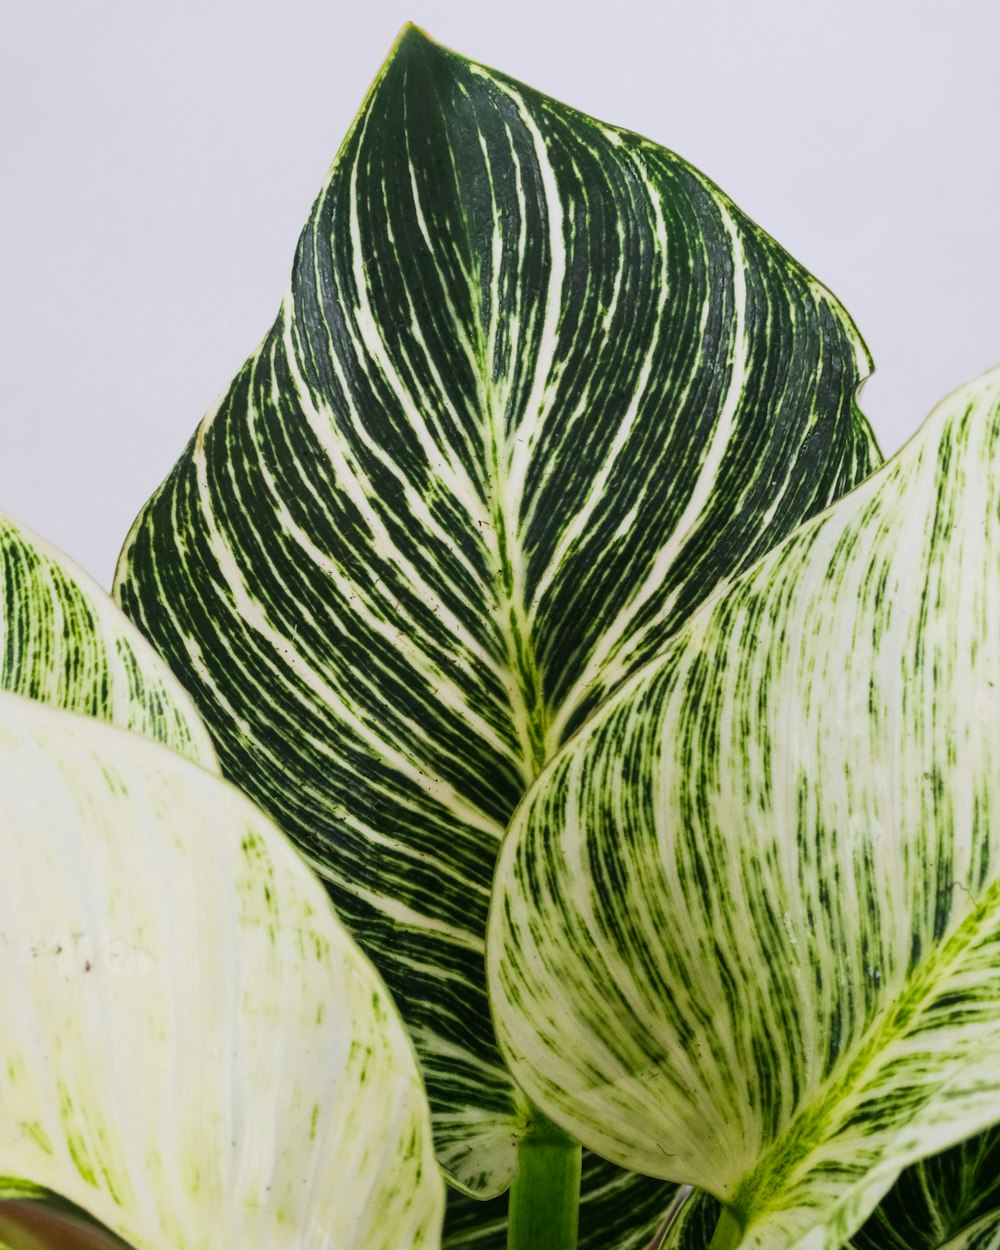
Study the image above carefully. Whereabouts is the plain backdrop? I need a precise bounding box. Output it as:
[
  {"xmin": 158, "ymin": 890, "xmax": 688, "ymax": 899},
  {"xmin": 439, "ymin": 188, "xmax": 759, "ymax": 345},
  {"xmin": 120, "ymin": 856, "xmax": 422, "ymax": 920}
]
[{"xmin": 2, "ymin": 0, "xmax": 998, "ymax": 587}]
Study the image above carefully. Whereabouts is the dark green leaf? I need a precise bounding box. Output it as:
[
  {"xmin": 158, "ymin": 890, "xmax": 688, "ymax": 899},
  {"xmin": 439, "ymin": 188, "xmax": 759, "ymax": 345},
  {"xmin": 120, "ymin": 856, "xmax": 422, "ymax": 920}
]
[{"xmin": 115, "ymin": 24, "xmax": 879, "ymax": 1200}]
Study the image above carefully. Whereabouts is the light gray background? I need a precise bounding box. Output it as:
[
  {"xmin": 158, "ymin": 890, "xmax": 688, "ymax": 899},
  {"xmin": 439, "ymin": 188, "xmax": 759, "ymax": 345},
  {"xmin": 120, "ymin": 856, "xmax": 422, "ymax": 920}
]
[{"xmin": 2, "ymin": 1, "xmax": 998, "ymax": 587}]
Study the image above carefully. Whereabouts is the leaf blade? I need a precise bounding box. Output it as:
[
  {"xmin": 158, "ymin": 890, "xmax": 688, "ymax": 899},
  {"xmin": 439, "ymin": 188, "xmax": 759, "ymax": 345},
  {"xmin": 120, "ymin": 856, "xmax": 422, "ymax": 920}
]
[
  {"xmin": 0, "ymin": 511, "xmax": 215, "ymax": 768},
  {"xmin": 489, "ymin": 365, "xmax": 1000, "ymax": 1248},
  {"xmin": 0, "ymin": 693, "xmax": 443, "ymax": 1250},
  {"xmin": 850, "ymin": 1127, "xmax": 1000, "ymax": 1250},
  {"xmin": 115, "ymin": 25, "xmax": 880, "ymax": 1196}
]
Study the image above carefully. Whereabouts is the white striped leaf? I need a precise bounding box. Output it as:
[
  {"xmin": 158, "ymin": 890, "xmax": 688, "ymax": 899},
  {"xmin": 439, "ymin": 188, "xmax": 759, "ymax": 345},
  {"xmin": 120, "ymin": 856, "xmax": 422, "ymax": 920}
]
[
  {"xmin": 935, "ymin": 1221, "xmax": 1000, "ymax": 1250},
  {"xmin": 0, "ymin": 513, "xmax": 442, "ymax": 1243},
  {"xmin": 488, "ymin": 365, "xmax": 1000, "ymax": 1250},
  {"xmin": 0, "ymin": 510, "xmax": 215, "ymax": 768},
  {"xmin": 0, "ymin": 691, "xmax": 443, "ymax": 1250},
  {"xmin": 849, "ymin": 1128, "xmax": 1000, "ymax": 1250},
  {"xmin": 0, "ymin": 512, "xmax": 210, "ymax": 1235},
  {"xmin": 113, "ymin": 24, "xmax": 880, "ymax": 1201},
  {"xmin": 658, "ymin": 1189, "xmax": 721, "ymax": 1250},
  {"xmin": 635, "ymin": 1141, "xmax": 1000, "ymax": 1250}
]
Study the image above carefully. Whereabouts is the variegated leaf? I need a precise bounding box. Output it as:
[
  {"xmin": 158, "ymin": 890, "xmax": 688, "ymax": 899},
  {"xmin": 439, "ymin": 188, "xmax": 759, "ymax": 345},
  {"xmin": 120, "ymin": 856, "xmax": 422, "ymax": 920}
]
[
  {"xmin": 0, "ymin": 692, "xmax": 443, "ymax": 1250},
  {"xmin": 114, "ymin": 23, "xmax": 879, "ymax": 1199},
  {"xmin": 0, "ymin": 510, "xmax": 214, "ymax": 768},
  {"xmin": 657, "ymin": 1188, "xmax": 719, "ymax": 1250},
  {"xmin": 850, "ymin": 1127, "xmax": 1000, "ymax": 1250},
  {"xmin": 936, "ymin": 1221, "xmax": 1000, "ymax": 1250},
  {"xmin": 489, "ymin": 365, "xmax": 1000, "ymax": 1250}
]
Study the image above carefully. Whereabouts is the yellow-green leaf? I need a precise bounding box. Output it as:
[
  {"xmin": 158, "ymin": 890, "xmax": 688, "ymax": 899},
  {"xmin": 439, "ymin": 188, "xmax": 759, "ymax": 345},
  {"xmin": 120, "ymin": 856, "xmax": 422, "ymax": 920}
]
[
  {"xmin": 0, "ymin": 693, "xmax": 443, "ymax": 1250},
  {"xmin": 490, "ymin": 366, "xmax": 1000, "ymax": 1249}
]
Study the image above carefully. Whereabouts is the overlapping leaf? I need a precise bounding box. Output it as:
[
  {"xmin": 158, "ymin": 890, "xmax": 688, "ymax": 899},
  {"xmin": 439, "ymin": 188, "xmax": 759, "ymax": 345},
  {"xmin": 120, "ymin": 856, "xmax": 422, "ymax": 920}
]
[
  {"xmin": 0, "ymin": 691, "xmax": 443, "ymax": 1250},
  {"xmin": 650, "ymin": 1125, "xmax": 1000, "ymax": 1250},
  {"xmin": 489, "ymin": 365, "xmax": 1000, "ymax": 1250},
  {"xmin": 658, "ymin": 1188, "xmax": 719, "ymax": 1250},
  {"xmin": 0, "ymin": 511, "xmax": 214, "ymax": 768},
  {"xmin": 114, "ymin": 24, "xmax": 879, "ymax": 1202},
  {"xmin": 850, "ymin": 1128, "xmax": 1000, "ymax": 1250}
]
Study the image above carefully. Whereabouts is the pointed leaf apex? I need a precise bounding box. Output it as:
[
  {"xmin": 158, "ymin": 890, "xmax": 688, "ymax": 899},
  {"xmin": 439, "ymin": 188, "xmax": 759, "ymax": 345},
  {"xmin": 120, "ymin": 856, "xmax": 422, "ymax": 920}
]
[
  {"xmin": 387, "ymin": 21, "xmax": 440, "ymax": 63},
  {"xmin": 397, "ymin": 21, "xmax": 435, "ymax": 45}
]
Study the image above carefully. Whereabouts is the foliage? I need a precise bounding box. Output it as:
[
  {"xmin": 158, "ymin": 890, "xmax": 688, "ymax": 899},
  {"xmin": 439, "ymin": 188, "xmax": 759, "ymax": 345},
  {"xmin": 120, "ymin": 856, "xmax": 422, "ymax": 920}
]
[{"xmin": 2, "ymin": 22, "xmax": 998, "ymax": 1250}]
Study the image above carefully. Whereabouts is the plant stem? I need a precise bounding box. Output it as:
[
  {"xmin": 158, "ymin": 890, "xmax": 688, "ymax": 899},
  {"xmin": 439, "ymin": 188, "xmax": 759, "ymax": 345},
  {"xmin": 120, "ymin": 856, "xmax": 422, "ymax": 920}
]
[
  {"xmin": 707, "ymin": 1207, "xmax": 743, "ymax": 1250},
  {"xmin": 506, "ymin": 1114, "xmax": 582, "ymax": 1250}
]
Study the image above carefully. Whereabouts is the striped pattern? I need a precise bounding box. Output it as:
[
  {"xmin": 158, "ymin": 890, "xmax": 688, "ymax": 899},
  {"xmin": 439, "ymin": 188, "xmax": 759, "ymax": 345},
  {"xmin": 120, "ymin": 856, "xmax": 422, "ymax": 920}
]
[
  {"xmin": 0, "ymin": 693, "xmax": 443, "ymax": 1250},
  {"xmin": 114, "ymin": 24, "xmax": 879, "ymax": 1199},
  {"xmin": 489, "ymin": 366, "xmax": 1000, "ymax": 1250},
  {"xmin": 938, "ymin": 1221, "xmax": 1000, "ymax": 1250},
  {"xmin": 442, "ymin": 1153, "xmax": 675, "ymax": 1249},
  {"xmin": 850, "ymin": 1128, "xmax": 1000, "ymax": 1250},
  {"xmin": 660, "ymin": 1190, "xmax": 722, "ymax": 1250},
  {"xmin": 0, "ymin": 511, "xmax": 215, "ymax": 769}
]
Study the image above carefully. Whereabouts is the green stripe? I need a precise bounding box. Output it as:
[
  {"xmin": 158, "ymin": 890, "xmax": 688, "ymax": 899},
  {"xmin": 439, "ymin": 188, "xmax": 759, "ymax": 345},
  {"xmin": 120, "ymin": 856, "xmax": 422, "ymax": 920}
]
[
  {"xmin": 0, "ymin": 511, "xmax": 214, "ymax": 768},
  {"xmin": 490, "ymin": 366, "xmax": 1000, "ymax": 1250},
  {"xmin": 851, "ymin": 1127, "xmax": 1000, "ymax": 1250},
  {"xmin": 0, "ymin": 693, "xmax": 442, "ymax": 1250},
  {"xmin": 115, "ymin": 23, "xmax": 879, "ymax": 1200}
]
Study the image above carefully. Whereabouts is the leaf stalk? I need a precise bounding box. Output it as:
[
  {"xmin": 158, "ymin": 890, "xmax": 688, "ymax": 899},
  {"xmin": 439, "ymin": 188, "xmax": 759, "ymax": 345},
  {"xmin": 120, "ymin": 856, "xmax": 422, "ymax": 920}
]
[
  {"xmin": 506, "ymin": 1114, "xmax": 582, "ymax": 1250},
  {"xmin": 707, "ymin": 1207, "xmax": 743, "ymax": 1250}
]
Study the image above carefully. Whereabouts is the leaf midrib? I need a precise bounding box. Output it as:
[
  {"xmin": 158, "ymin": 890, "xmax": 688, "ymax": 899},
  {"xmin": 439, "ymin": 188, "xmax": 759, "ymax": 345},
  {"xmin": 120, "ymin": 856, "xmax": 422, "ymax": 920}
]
[
  {"xmin": 732, "ymin": 872, "xmax": 1000, "ymax": 1233},
  {"xmin": 439, "ymin": 57, "xmax": 552, "ymax": 789},
  {"xmin": 482, "ymin": 367, "xmax": 548, "ymax": 784}
]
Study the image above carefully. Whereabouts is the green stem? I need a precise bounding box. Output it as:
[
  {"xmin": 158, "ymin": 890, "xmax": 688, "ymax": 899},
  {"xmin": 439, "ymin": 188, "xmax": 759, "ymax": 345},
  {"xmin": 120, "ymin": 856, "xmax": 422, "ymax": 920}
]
[
  {"xmin": 707, "ymin": 1207, "xmax": 743, "ymax": 1250},
  {"xmin": 507, "ymin": 1114, "xmax": 582, "ymax": 1250}
]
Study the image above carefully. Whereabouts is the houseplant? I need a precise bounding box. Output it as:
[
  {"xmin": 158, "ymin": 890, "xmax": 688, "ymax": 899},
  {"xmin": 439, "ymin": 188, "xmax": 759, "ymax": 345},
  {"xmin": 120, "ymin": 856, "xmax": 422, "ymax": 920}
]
[{"xmin": 2, "ymin": 22, "xmax": 999, "ymax": 1250}]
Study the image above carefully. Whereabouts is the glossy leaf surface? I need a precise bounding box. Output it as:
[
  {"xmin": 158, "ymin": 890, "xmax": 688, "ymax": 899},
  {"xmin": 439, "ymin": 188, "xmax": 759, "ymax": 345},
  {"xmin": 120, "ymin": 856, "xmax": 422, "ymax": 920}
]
[
  {"xmin": 115, "ymin": 25, "xmax": 879, "ymax": 1197},
  {"xmin": 490, "ymin": 366, "xmax": 1000, "ymax": 1249},
  {"xmin": 0, "ymin": 693, "xmax": 443, "ymax": 1250}
]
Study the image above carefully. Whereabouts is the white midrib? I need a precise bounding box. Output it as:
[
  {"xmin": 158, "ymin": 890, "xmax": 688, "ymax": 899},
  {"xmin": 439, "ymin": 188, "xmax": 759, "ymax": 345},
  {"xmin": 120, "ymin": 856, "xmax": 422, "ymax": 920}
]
[
  {"xmin": 465, "ymin": 68, "xmax": 568, "ymax": 789},
  {"xmin": 735, "ymin": 872, "xmax": 1000, "ymax": 1237}
]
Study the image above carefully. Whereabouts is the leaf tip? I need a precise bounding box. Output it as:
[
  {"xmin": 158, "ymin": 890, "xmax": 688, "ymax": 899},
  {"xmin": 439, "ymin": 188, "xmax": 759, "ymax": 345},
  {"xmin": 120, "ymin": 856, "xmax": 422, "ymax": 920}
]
[{"xmin": 391, "ymin": 21, "xmax": 437, "ymax": 55}]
